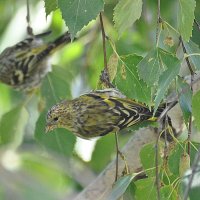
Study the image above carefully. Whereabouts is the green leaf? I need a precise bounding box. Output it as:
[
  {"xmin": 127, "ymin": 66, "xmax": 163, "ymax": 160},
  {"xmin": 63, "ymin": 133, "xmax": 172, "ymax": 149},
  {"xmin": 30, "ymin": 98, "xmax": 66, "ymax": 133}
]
[
  {"xmin": 58, "ymin": 0, "xmax": 104, "ymax": 38},
  {"xmin": 36, "ymin": 66, "xmax": 76, "ymax": 156},
  {"xmin": 184, "ymin": 40, "xmax": 200, "ymax": 70},
  {"xmin": 192, "ymin": 91, "xmax": 200, "ymax": 131},
  {"xmin": 168, "ymin": 142, "xmax": 200, "ymax": 176},
  {"xmin": 0, "ymin": 84, "xmax": 11, "ymax": 118},
  {"xmin": 108, "ymin": 174, "xmax": 136, "ymax": 200},
  {"xmin": 140, "ymin": 143, "xmax": 162, "ymax": 177},
  {"xmin": 115, "ymin": 54, "xmax": 151, "ymax": 105},
  {"xmin": 90, "ymin": 134, "xmax": 115, "ymax": 172},
  {"xmin": 137, "ymin": 48, "xmax": 167, "ymax": 87},
  {"xmin": 154, "ymin": 54, "xmax": 181, "ymax": 112},
  {"xmin": 21, "ymin": 153, "xmax": 71, "ymax": 190},
  {"xmin": 44, "ymin": 0, "xmax": 58, "ymax": 16},
  {"xmin": 134, "ymin": 178, "xmax": 157, "ymax": 199},
  {"xmin": 122, "ymin": 181, "xmax": 136, "ymax": 200},
  {"xmin": 0, "ymin": 105, "xmax": 28, "ymax": 147},
  {"xmin": 113, "ymin": 0, "xmax": 142, "ymax": 37},
  {"xmin": 41, "ymin": 66, "xmax": 72, "ymax": 108},
  {"xmin": 177, "ymin": 77, "xmax": 192, "ymax": 125},
  {"xmin": 168, "ymin": 143, "xmax": 184, "ymax": 176},
  {"xmin": 35, "ymin": 111, "xmax": 76, "ymax": 156},
  {"xmin": 178, "ymin": 0, "xmax": 196, "ymax": 41},
  {"xmin": 160, "ymin": 185, "xmax": 178, "ymax": 200}
]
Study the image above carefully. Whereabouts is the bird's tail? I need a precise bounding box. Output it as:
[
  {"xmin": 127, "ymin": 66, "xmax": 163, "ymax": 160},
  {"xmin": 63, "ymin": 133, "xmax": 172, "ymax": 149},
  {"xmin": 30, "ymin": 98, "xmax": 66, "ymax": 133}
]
[
  {"xmin": 146, "ymin": 101, "xmax": 178, "ymax": 123},
  {"xmin": 153, "ymin": 104, "xmax": 166, "ymax": 118},
  {"xmin": 36, "ymin": 32, "xmax": 72, "ymax": 61}
]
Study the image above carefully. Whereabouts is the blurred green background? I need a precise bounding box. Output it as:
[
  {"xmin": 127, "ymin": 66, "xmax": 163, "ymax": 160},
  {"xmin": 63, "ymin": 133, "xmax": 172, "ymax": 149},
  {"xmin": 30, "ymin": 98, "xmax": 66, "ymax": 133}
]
[{"xmin": 0, "ymin": 0, "xmax": 200, "ymax": 199}]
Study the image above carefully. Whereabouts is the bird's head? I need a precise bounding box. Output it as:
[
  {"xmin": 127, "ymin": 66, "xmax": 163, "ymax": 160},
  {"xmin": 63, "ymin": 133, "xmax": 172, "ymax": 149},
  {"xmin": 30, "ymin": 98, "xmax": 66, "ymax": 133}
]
[{"xmin": 45, "ymin": 100, "xmax": 73, "ymax": 133}]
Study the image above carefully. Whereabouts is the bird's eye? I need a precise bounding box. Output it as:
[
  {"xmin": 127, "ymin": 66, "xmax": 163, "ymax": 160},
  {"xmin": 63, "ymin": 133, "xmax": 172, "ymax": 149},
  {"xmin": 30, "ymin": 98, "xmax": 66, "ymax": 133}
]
[{"xmin": 53, "ymin": 117, "xmax": 59, "ymax": 121}]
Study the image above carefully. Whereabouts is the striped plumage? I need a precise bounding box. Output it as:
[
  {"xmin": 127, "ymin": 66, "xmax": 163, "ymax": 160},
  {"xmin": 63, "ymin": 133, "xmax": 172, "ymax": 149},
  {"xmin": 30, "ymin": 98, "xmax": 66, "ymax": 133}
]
[
  {"xmin": 0, "ymin": 31, "xmax": 71, "ymax": 91},
  {"xmin": 46, "ymin": 89, "xmax": 166, "ymax": 139}
]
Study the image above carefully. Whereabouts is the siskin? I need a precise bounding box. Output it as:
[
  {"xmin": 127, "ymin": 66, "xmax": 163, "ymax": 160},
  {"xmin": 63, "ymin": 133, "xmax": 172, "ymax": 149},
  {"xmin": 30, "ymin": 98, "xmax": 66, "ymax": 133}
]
[
  {"xmin": 46, "ymin": 89, "xmax": 168, "ymax": 139},
  {"xmin": 0, "ymin": 31, "xmax": 71, "ymax": 91}
]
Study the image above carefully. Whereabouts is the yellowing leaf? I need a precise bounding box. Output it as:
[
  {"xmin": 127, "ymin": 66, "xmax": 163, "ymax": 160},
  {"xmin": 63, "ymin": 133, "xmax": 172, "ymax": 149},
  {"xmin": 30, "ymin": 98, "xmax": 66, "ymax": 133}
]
[
  {"xmin": 179, "ymin": 152, "xmax": 190, "ymax": 177},
  {"xmin": 121, "ymin": 63, "xmax": 126, "ymax": 80}
]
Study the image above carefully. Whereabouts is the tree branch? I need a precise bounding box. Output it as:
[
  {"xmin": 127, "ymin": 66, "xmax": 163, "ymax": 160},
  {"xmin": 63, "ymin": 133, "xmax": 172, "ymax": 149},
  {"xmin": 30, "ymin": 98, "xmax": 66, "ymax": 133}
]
[
  {"xmin": 180, "ymin": 37, "xmax": 194, "ymax": 156},
  {"xmin": 99, "ymin": 13, "xmax": 114, "ymax": 88}
]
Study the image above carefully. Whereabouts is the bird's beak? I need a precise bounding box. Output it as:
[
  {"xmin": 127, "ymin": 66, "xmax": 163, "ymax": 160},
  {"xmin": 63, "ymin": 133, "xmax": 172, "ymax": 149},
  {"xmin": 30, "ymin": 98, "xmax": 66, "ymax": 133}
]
[{"xmin": 45, "ymin": 124, "xmax": 54, "ymax": 133}]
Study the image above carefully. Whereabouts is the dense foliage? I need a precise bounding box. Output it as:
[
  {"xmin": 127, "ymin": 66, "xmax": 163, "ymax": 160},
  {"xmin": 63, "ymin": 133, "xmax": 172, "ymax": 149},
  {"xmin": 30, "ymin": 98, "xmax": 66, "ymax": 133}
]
[{"xmin": 0, "ymin": 0, "xmax": 200, "ymax": 199}]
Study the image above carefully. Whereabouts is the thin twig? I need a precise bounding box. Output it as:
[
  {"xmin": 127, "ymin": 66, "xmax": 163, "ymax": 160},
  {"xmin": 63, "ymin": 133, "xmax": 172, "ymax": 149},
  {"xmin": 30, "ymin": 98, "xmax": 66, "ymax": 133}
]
[
  {"xmin": 194, "ymin": 19, "xmax": 200, "ymax": 32},
  {"xmin": 183, "ymin": 149, "xmax": 200, "ymax": 200},
  {"xmin": 163, "ymin": 114, "xmax": 168, "ymax": 159},
  {"xmin": 156, "ymin": 0, "xmax": 162, "ymax": 46},
  {"xmin": 155, "ymin": 131, "xmax": 161, "ymax": 200},
  {"xmin": 26, "ymin": 0, "xmax": 33, "ymax": 35},
  {"xmin": 180, "ymin": 37, "xmax": 194, "ymax": 156},
  {"xmin": 115, "ymin": 132, "xmax": 119, "ymax": 182}
]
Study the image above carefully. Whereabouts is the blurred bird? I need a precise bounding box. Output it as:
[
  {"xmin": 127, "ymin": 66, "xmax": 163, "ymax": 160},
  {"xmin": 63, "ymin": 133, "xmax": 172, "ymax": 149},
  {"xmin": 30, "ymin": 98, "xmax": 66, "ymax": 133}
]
[
  {"xmin": 46, "ymin": 89, "xmax": 169, "ymax": 139},
  {"xmin": 0, "ymin": 31, "xmax": 71, "ymax": 91}
]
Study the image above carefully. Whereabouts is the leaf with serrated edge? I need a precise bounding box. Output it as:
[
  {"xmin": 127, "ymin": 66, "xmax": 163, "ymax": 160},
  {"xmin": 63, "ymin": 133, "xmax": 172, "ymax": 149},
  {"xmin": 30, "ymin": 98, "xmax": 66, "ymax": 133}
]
[
  {"xmin": 44, "ymin": 0, "xmax": 58, "ymax": 16},
  {"xmin": 115, "ymin": 54, "xmax": 151, "ymax": 105},
  {"xmin": 113, "ymin": 0, "xmax": 142, "ymax": 37},
  {"xmin": 154, "ymin": 55, "xmax": 181, "ymax": 113},
  {"xmin": 178, "ymin": 0, "xmax": 196, "ymax": 41},
  {"xmin": 58, "ymin": 0, "xmax": 104, "ymax": 38},
  {"xmin": 137, "ymin": 48, "xmax": 167, "ymax": 87}
]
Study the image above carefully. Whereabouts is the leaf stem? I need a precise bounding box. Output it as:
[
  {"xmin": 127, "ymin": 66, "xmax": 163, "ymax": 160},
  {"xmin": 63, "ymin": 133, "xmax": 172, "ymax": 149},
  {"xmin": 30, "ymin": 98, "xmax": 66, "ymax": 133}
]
[
  {"xmin": 26, "ymin": 0, "xmax": 33, "ymax": 36},
  {"xmin": 156, "ymin": 0, "xmax": 162, "ymax": 46}
]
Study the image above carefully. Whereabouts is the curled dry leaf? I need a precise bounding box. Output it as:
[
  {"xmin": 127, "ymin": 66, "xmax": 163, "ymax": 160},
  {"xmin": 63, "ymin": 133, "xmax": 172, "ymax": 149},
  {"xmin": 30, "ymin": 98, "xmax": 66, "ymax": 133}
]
[{"xmin": 107, "ymin": 53, "xmax": 119, "ymax": 82}]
